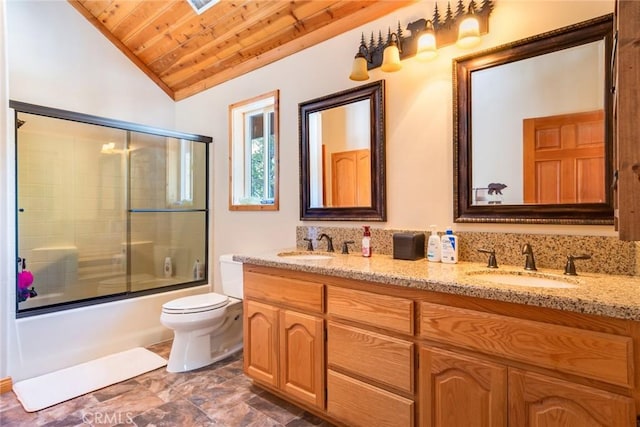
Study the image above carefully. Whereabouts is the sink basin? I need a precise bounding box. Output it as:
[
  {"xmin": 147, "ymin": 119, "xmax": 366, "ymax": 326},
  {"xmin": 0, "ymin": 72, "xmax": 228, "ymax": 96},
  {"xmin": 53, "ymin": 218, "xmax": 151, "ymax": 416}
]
[
  {"xmin": 467, "ymin": 271, "xmax": 578, "ymax": 289},
  {"xmin": 277, "ymin": 251, "xmax": 334, "ymax": 261}
]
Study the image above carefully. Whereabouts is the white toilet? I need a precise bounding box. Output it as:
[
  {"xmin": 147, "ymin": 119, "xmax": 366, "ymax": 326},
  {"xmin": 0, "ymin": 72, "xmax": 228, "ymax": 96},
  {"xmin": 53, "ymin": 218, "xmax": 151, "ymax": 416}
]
[{"xmin": 160, "ymin": 254, "xmax": 243, "ymax": 373}]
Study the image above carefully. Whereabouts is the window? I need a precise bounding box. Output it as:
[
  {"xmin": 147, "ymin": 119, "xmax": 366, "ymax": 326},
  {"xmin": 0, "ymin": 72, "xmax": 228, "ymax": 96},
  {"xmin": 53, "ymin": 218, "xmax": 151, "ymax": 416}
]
[{"xmin": 229, "ymin": 90, "xmax": 279, "ymax": 210}]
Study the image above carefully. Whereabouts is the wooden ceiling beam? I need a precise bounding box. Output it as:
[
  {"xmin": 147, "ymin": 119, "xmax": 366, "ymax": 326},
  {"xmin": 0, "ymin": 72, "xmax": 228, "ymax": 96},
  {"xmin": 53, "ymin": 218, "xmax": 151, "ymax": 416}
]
[
  {"xmin": 68, "ymin": 0, "xmax": 417, "ymax": 100},
  {"xmin": 173, "ymin": 0, "xmax": 415, "ymax": 100},
  {"xmin": 157, "ymin": 1, "xmax": 332, "ymax": 84},
  {"xmin": 167, "ymin": 1, "xmax": 397, "ymax": 89}
]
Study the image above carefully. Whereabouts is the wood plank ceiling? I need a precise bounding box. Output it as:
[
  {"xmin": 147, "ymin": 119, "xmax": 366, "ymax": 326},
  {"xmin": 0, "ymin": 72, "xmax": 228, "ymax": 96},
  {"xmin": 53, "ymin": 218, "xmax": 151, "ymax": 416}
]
[{"xmin": 68, "ymin": 0, "xmax": 415, "ymax": 101}]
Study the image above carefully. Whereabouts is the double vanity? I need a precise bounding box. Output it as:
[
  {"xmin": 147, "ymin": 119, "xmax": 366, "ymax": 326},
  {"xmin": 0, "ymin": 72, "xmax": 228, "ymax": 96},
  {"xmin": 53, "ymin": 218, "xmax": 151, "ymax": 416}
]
[{"xmin": 236, "ymin": 250, "xmax": 640, "ymax": 427}]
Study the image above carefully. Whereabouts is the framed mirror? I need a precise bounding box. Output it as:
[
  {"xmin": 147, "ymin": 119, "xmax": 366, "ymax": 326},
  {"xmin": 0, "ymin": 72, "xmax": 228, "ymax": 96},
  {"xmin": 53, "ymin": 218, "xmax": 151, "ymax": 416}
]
[
  {"xmin": 229, "ymin": 90, "xmax": 279, "ymax": 211},
  {"xmin": 454, "ymin": 15, "xmax": 614, "ymax": 224},
  {"xmin": 299, "ymin": 80, "xmax": 386, "ymax": 221}
]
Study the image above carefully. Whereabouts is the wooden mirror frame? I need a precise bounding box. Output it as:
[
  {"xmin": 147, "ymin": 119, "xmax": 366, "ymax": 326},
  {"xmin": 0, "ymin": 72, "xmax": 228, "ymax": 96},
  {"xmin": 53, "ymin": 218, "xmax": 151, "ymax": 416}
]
[
  {"xmin": 453, "ymin": 15, "xmax": 614, "ymax": 224},
  {"xmin": 299, "ymin": 80, "xmax": 386, "ymax": 221}
]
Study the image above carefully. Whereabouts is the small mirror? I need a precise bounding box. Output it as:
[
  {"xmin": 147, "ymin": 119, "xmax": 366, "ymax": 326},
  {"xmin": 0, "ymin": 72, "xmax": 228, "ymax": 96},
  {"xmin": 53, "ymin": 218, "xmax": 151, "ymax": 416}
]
[
  {"xmin": 229, "ymin": 90, "xmax": 279, "ymax": 211},
  {"xmin": 300, "ymin": 81, "xmax": 386, "ymax": 221},
  {"xmin": 454, "ymin": 15, "xmax": 614, "ymax": 224}
]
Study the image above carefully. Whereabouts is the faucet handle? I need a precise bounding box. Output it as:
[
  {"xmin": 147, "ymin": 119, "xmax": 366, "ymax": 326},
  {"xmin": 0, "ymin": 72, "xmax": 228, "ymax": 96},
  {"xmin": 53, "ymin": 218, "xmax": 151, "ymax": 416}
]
[
  {"xmin": 564, "ymin": 253, "xmax": 592, "ymax": 276},
  {"xmin": 303, "ymin": 238, "xmax": 314, "ymax": 251},
  {"xmin": 522, "ymin": 243, "xmax": 537, "ymax": 271},
  {"xmin": 477, "ymin": 248, "xmax": 498, "ymax": 268},
  {"xmin": 341, "ymin": 240, "xmax": 355, "ymax": 254}
]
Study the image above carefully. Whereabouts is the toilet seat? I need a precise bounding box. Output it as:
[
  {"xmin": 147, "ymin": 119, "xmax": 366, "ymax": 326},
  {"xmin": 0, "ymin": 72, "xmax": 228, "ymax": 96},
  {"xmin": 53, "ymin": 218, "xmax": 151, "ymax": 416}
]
[{"xmin": 162, "ymin": 293, "xmax": 229, "ymax": 314}]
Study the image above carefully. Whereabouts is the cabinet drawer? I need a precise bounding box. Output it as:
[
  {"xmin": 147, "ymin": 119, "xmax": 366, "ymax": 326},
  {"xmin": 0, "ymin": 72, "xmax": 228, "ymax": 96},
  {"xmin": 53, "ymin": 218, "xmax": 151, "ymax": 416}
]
[
  {"xmin": 327, "ymin": 322, "xmax": 413, "ymax": 393},
  {"xmin": 327, "ymin": 369, "xmax": 414, "ymax": 427},
  {"xmin": 327, "ymin": 286, "xmax": 414, "ymax": 335},
  {"xmin": 244, "ymin": 270, "xmax": 323, "ymax": 314},
  {"xmin": 420, "ymin": 302, "xmax": 633, "ymax": 387}
]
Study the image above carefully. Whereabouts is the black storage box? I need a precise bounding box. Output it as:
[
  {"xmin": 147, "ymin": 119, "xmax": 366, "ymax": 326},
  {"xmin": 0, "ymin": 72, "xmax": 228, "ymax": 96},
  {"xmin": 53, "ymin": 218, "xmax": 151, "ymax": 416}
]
[{"xmin": 393, "ymin": 233, "xmax": 425, "ymax": 260}]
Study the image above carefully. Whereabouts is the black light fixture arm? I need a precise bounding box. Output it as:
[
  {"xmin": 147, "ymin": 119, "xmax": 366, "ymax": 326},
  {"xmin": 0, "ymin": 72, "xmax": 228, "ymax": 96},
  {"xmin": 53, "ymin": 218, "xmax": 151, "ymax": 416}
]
[{"xmin": 354, "ymin": 0, "xmax": 494, "ymax": 71}]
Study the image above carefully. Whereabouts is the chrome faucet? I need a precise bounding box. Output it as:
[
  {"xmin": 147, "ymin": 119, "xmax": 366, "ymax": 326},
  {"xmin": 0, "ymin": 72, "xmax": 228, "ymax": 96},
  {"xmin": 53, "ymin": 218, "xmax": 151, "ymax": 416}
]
[
  {"xmin": 522, "ymin": 243, "xmax": 537, "ymax": 271},
  {"xmin": 317, "ymin": 234, "xmax": 334, "ymax": 252}
]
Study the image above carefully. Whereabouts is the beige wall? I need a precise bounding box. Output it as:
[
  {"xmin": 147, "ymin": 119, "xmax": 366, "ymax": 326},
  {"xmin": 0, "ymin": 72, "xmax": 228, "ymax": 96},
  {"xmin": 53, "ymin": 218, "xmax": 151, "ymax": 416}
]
[{"xmin": 175, "ymin": 0, "xmax": 615, "ymax": 290}]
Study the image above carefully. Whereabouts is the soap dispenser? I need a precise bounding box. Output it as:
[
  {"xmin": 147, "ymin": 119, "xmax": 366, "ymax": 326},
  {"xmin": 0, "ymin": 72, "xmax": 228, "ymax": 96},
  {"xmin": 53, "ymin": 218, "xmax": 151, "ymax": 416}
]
[
  {"xmin": 362, "ymin": 225, "xmax": 372, "ymax": 257},
  {"xmin": 427, "ymin": 225, "xmax": 441, "ymax": 262}
]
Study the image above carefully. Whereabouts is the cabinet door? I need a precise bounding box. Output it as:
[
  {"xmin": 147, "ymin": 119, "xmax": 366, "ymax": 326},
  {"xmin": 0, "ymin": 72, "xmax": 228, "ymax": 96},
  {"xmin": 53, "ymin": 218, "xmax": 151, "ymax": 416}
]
[
  {"xmin": 244, "ymin": 300, "xmax": 279, "ymax": 387},
  {"xmin": 616, "ymin": 0, "xmax": 640, "ymax": 240},
  {"xmin": 509, "ymin": 368, "xmax": 635, "ymax": 427},
  {"xmin": 420, "ymin": 347, "xmax": 507, "ymax": 427},
  {"xmin": 279, "ymin": 309, "xmax": 325, "ymax": 409}
]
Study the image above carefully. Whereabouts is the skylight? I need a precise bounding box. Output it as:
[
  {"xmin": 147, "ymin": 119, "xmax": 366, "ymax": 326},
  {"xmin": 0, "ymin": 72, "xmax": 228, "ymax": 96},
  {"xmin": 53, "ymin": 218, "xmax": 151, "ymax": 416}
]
[{"xmin": 186, "ymin": 0, "xmax": 220, "ymax": 15}]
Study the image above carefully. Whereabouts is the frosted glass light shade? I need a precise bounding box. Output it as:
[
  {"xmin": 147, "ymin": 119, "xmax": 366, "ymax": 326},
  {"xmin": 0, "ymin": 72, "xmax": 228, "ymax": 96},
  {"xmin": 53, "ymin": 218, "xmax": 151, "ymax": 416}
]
[
  {"xmin": 416, "ymin": 32, "xmax": 437, "ymax": 61},
  {"xmin": 349, "ymin": 55, "xmax": 370, "ymax": 81},
  {"xmin": 381, "ymin": 44, "xmax": 401, "ymax": 72},
  {"xmin": 457, "ymin": 15, "xmax": 481, "ymax": 48}
]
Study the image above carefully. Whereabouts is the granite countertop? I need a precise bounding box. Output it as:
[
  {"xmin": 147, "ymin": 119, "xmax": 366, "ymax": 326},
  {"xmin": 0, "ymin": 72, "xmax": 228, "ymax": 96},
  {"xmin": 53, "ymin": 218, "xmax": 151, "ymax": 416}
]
[{"xmin": 234, "ymin": 249, "xmax": 640, "ymax": 321}]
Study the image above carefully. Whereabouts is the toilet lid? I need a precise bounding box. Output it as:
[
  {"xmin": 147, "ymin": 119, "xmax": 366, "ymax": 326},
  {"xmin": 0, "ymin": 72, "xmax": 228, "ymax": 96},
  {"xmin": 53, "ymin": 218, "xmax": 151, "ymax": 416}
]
[{"xmin": 162, "ymin": 293, "xmax": 229, "ymax": 313}]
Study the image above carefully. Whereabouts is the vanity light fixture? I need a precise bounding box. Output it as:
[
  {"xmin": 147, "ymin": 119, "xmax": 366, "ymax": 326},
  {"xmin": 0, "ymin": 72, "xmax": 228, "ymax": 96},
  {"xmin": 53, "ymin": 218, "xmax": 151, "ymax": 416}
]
[
  {"xmin": 416, "ymin": 20, "xmax": 438, "ymax": 61},
  {"xmin": 457, "ymin": 2, "xmax": 482, "ymax": 48},
  {"xmin": 349, "ymin": 0, "xmax": 493, "ymax": 81},
  {"xmin": 381, "ymin": 32, "xmax": 402, "ymax": 72}
]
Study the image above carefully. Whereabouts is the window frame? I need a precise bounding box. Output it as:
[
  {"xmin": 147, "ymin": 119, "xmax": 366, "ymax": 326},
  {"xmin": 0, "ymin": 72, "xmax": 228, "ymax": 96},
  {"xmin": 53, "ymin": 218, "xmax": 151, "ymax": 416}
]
[{"xmin": 229, "ymin": 90, "xmax": 280, "ymax": 211}]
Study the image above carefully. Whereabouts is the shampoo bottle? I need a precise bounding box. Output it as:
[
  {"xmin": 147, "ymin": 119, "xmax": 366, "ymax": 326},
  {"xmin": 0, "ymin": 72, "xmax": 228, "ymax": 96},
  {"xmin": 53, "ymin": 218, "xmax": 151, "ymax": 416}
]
[
  {"xmin": 426, "ymin": 225, "xmax": 441, "ymax": 262},
  {"xmin": 164, "ymin": 256, "xmax": 173, "ymax": 277},
  {"xmin": 193, "ymin": 259, "xmax": 203, "ymax": 280},
  {"xmin": 362, "ymin": 225, "xmax": 372, "ymax": 257},
  {"xmin": 441, "ymin": 227, "xmax": 459, "ymax": 264}
]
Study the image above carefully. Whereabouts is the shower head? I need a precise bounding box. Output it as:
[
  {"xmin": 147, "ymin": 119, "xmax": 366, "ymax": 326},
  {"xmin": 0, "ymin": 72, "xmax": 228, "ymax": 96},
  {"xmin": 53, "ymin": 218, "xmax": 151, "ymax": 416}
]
[{"xmin": 17, "ymin": 119, "xmax": 25, "ymax": 129}]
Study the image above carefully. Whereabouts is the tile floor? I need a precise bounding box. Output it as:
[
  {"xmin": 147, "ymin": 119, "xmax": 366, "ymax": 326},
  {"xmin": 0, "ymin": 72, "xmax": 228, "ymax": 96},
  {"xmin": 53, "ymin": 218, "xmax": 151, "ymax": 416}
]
[{"xmin": 0, "ymin": 341, "xmax": 335, "ymax": 426}]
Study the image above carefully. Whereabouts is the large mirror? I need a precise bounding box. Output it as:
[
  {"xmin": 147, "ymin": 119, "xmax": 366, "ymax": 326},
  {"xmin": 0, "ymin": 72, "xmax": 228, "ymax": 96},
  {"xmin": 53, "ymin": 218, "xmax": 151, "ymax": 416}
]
[
  {"xmin": 300, "ymin": 80, "xmax": 386, "ymax": 221},
  {"xmin": 454, "ymin": 15, "xmax": 614, "ymax": 224}
]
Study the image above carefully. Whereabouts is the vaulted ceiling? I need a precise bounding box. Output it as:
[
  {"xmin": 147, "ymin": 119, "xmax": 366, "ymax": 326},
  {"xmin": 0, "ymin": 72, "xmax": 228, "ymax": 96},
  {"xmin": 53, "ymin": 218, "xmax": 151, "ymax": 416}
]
[{"xmin": 68, "ymin": 0, "xmax": 415, "ymax": 101}]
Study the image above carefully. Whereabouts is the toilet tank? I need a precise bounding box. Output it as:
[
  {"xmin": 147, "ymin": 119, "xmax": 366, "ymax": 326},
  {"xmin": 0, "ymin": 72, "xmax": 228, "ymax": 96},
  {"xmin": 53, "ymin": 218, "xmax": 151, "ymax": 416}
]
[{"xmin": 219, "ymin": 254, "xmax": 243, "ymax": 299}]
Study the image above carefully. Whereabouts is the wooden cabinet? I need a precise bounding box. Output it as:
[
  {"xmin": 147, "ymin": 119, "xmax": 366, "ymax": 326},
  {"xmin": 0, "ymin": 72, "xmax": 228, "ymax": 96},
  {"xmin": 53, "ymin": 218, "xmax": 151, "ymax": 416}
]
[
  {"xmin": 615, "ymin": 0, "xmax": 640, "ymax": 240},
  {"xmin": 245, "ymin": 300, "xmax": 279, "ymax": 387},
  {"xmin": 327, "ymin": 369, "xmax": 413, "ymax": 427},
  {"xmin": 509, "ymin": 368, "xmax": 635, "ymax": 427},
  {"xmin": 243, "ymin": 267, "xmax": 325, "ymax": 410},
  {"xmin": 419, "ymin": 302, "xmax": 636, "ymax": 427},
  {"xmin": 419, "ymin": 347, "xmax": 507, "ymax": 427},
  {"xmin": 243, "ymin": 265, "xmax": 639, "ymax": 426},
  {"xmin": 279, "ymin": 309, "xmax": 324, "ymax": 407},
  {"xmin": 326, "ymin": 286, "xmax": 415, "ymax": 426},
  {"xmin": 420, "ymin": 345, "xmax": 636, "ymax": 427}
]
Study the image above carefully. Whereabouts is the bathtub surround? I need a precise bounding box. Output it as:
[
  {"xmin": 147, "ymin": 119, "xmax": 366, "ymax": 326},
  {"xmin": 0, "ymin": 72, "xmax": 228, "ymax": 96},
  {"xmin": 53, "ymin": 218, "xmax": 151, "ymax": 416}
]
[
  {"xmin": 13, "ymin": 104, "xmax": 210, "ymax": 315},
  {"xmin": 297, "ymin": 226, "xmax": 639, "ymax": 276}
]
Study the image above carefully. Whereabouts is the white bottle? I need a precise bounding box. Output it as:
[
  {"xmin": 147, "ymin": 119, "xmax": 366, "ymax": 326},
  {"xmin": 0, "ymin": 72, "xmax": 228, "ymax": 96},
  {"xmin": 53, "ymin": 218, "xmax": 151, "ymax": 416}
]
[
  {"xmin": 193, "ymin": 259, "xmax": 204, "ymax": 280},
  {"xmin": 164, "ymin": 256, "xmax": 173, "ymax": 277},
  {"xmin": 426, "ymin": 225, "xmax": 441, "ymax": 262},
  {"xmin": 441, "ymin": 227, "xmax": 459, "ymax": 264}
]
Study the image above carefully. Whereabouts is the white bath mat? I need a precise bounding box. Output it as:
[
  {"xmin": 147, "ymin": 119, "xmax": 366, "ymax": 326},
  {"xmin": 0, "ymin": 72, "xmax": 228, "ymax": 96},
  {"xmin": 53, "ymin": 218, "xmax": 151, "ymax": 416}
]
[{"xmin": 13, "ymin": 347, "xmax": 167, "ymax": 412}]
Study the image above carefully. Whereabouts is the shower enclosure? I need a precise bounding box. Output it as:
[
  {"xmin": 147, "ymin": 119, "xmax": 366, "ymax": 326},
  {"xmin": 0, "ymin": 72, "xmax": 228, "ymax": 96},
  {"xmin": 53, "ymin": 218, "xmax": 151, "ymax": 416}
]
[{"xmin": 11, "ymin": 101, "xmax": 211, "ymax": 316}]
